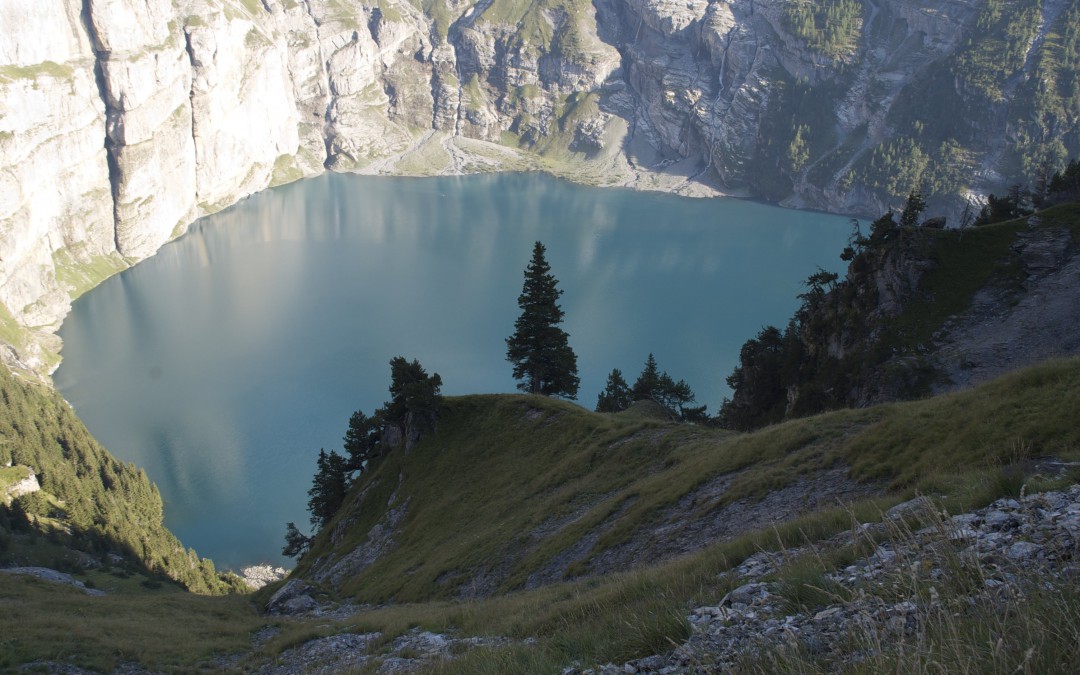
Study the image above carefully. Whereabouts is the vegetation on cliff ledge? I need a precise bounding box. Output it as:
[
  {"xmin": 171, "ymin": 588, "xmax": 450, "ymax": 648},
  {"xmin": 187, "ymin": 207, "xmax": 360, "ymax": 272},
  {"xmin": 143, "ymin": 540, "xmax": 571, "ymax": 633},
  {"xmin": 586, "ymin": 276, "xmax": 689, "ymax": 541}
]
[{"xmin": 718, "ymin": 194, "xmax": 1080, "ymax": 430}]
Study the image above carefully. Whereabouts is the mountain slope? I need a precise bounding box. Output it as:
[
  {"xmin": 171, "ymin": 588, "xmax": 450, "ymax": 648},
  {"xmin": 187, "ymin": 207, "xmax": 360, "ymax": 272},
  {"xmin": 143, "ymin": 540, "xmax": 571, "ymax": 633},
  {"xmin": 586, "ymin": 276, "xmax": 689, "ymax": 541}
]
[
  {"xmin": 0, "ymin": 364, "xmax": 243, "ymax": 594},
  {"xmin": 719, "ymin": 200, "xmax": 1080, "ymax": 429},
  {"xmin": 291, "ymin": 356, "xmax": 1080, "ymax": 604},
  {"xmin": 1, "ymin": 358, "xmax": 1077, "ymax": 672}
]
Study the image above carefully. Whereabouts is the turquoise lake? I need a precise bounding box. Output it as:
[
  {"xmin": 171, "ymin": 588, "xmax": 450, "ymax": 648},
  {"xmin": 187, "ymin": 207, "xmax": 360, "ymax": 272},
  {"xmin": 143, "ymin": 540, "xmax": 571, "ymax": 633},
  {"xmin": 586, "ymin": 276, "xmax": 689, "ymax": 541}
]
[{"xmin": 53, "ymin": 173, "xmax": 853, "ymax": 570}]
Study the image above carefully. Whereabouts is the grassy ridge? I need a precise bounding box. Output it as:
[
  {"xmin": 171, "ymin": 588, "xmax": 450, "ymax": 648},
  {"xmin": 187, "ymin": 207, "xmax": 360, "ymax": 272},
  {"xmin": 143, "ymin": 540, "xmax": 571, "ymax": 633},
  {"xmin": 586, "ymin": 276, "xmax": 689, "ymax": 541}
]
[{"xmin": 298, "ymin": 357, "xmax": 1080, "ymax": 604}]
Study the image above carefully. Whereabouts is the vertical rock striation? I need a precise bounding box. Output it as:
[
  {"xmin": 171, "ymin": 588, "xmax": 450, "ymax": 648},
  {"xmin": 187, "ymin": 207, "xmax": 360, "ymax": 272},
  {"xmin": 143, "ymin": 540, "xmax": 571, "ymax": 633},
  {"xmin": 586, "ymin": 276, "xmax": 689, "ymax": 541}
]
[
  {"xmin": 86, "ymin": 0, "xmax": 198, "ymax": 258},
  {"xmin": 0, "ymin": 2, "xmax": 114, "ymax": 333},
  {"xmin": 0, "ymin": 0, "xmax": 1076, "ymax": 375}
]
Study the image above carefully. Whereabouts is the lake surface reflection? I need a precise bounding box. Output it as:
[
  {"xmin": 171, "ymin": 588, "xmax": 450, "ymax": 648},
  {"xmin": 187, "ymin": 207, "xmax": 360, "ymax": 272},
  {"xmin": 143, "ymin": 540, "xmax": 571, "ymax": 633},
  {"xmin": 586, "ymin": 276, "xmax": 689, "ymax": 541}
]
[{"xmin": 54, "ymin": 173, "xmax": 852, "ymax": 569}]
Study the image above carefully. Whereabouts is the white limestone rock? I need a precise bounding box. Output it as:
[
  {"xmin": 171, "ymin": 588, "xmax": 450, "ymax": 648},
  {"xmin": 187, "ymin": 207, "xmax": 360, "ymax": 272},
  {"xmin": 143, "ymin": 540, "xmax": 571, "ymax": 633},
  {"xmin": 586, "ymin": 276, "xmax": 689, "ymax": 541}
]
[
  {"xmin": 2, "ymin": 466, "xmax": 41, "ymax": 505},
  {"xmin": 271, "ymin": 1, "xmax": 332, "ymax": 175},
  {"xmin": 0, "ymin": 2, "xmax": 113, "ymax": 328},
  {"xmin": 185, "ymin": 8, "xmax": 301, "ymax": 210},
  {"xmin": 84, "ymin": 0, "xmax": 174, "ymax": 53},
  {"xmin": 0, "ymin": 1, "xmax": 90, "ymax": 65},
  {"xmin": 91, "ymin": 3, "xmax": 198, "ymax": 258},
  {"xmin": 240, "ymin": 564, "xmax": 289, "ymax": 590},
  {"xmin": 627, "ymin": 0, "xmax": 710, "ymax": 36}
]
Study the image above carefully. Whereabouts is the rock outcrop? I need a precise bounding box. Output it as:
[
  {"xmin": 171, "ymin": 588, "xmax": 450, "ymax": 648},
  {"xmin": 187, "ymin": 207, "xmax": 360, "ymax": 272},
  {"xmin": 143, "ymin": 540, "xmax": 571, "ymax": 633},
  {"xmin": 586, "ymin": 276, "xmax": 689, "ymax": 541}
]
[
  {"xmin": 2, "ymin": 0, "xmax": 1076, "ymax": 374},
  {"xmin": 0, "ymin": 566, "xmax": 107, "ymax": 596},
  {"xmin": 240, "ymin": 564, "xmax": 289, "ymax": 590},
  {"xmin": 573, "ymin": 482, "xmax": 1080, "ymax": 673},
  {"xmin": 930, "ymin": 224, "xmax": 1080, "ymax": 394},
  {"xmin": 252, "ymin": 627, "xmax": 511, "ymax": 673},
  {"xmin": 1, "ymin": 465, "xmax": 40, "ymax": 505}
]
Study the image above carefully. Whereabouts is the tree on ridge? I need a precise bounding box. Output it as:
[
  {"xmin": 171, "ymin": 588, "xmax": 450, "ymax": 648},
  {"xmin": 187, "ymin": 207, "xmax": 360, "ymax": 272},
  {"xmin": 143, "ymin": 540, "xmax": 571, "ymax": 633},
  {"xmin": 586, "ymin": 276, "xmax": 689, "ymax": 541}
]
[
  {"xmin": 385, "ymin": 356, "xmax": 443, "ymax": 436},
  {"xmin": 505, "ymin": 241, "xmax": 580, "ymax": 399},
  {"xmin": 631, "ymin": 353, "xmax": 707, "ymax": 422},
  {"xmin": 307, "ymin": 448, "xmax": 349, "ymax": 531},
  {"xmin": 596, "ymin": 368, "xmax": 632, "ymax": 413}
]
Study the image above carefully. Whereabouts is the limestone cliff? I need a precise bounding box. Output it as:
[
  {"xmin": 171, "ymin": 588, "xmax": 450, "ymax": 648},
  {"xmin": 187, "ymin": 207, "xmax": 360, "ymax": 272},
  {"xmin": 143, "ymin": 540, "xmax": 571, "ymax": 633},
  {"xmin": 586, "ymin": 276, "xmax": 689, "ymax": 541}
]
[{"xmin": 1, "ymin": 0, "xmax": 1076, "ymax": 374}]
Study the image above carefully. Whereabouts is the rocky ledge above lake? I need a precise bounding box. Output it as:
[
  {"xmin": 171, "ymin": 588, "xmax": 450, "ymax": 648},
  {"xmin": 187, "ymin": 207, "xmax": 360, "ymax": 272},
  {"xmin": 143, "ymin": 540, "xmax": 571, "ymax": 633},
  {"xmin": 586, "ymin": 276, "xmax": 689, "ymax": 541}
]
[{"xmin": 597, "ymin": 482, "xmax": 1080, "ymax": 673}]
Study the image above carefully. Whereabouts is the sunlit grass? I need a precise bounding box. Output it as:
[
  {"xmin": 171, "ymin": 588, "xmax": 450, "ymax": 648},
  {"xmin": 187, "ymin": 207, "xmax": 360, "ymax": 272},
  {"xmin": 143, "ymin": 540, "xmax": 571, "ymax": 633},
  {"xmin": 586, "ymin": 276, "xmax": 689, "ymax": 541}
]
[
  {"xmin": 0, "ymin": 574, "xmax": 263, "ymax": 672},
  {"xmin": 296, "ymin": 357, "xmax": 1080, "ymax": 606}
]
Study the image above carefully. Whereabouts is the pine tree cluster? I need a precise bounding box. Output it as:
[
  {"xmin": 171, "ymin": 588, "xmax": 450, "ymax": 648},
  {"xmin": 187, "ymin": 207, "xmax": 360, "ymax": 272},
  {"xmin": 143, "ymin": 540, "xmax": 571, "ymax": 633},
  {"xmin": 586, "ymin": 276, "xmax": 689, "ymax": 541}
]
[{"xmin": 284, "ymin": 357, "xmax": 442, "ymax": 557}]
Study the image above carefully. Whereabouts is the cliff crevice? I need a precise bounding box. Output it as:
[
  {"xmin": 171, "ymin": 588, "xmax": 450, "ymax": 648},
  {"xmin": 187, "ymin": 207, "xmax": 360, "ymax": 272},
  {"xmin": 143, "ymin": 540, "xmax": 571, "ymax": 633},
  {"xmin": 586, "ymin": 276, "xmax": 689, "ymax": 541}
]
[{"xmin": 1, "ymin": 0, "xmax": 1077, "ymax": 376}]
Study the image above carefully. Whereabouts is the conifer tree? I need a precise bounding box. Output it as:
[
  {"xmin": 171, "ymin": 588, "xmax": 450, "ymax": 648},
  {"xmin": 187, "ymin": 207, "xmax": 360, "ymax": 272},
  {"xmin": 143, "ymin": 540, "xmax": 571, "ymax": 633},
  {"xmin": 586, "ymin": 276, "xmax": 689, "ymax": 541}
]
[
  {"xmin": 506, "ymin": 242, "xmax": 580, "ymax": 398},
  {"xmin": 899, "ymin": 188, "xmax": 927, "ymax": 228},
  {"xmin": 307, "ymin": 449, "xmax": 349, "ymax": 530},
  {"xmin": 385, "ymin": 356, "xmax": 443, "ymax": 434},
  {"xmin": 632, "ymin": 353, "xmax": 706, "ymax": 421},
  {"xmin": 632, "ymin": 353, "xmax": 662, "ymax": 401},
  {"xmin": 596, "ymin": 368, "xmax": 632, "ymax": 412},
  {"xmin": 343, "ymin": 409, "xmax": 381, "ymax": 471},
  {"xmin": 282, "ymin": 522, "xmax": 312, "ymax": 558}
]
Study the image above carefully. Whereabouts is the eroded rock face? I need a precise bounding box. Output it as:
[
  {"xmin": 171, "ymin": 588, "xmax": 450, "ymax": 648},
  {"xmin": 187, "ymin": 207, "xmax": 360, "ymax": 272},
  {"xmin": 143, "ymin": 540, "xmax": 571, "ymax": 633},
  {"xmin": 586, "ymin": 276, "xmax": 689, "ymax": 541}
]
[
  {"xmin": 0, "ymin": 2, "xmax": 114, "ymax": 335},
  {"xmin": 0, "ymin": 0, "xmax": 1074, "ymax": 374},
  {"xmin": 578, "ymin": 482, "xmax": 1080, "ymax": 674},
  {"xmin": 929, "ymin": 225, "xmax": 1080, "ymax": 394},
  {"xmin": 90, "ymin": 0, "xmax": 198, "ymax": 259}
]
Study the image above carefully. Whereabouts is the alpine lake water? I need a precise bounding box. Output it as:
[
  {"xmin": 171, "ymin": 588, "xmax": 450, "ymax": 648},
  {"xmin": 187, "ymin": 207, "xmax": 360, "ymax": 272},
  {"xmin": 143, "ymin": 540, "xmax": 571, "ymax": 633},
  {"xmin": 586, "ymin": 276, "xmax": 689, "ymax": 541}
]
[{"xmin": 53, "ymin": 173, "xmax": 854, "ymax": 570}]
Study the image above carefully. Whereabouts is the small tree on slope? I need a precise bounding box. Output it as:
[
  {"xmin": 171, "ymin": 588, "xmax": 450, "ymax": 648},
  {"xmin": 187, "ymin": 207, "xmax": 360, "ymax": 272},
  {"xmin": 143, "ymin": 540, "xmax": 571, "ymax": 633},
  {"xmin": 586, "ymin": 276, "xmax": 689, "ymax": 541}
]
[
  {"xmin": 342, "ymin": 409, "xmax": 382, "ymax": 471},
  {"xmin": 596, "ymin": 368, "xmax": 632, "ymax": 412},
  {"xmin": 632, "ymin": 353, "xmax": 708, "ymax": 422},
  {"xmin": 505, "ymin": 241, "xmax": 580, "ymax": 399},
  {"xmin": 307, "ymin": 448, "xmax": 349, "ymax": 531}
]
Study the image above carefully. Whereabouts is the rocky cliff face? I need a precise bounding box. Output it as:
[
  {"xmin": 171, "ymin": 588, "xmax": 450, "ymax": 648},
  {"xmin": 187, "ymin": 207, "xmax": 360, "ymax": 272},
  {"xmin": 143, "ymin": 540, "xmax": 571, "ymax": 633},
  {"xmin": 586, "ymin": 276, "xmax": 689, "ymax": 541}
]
[{"xmin": 1, "ymin": 0, "xmax": 1076, "ymax": 374}]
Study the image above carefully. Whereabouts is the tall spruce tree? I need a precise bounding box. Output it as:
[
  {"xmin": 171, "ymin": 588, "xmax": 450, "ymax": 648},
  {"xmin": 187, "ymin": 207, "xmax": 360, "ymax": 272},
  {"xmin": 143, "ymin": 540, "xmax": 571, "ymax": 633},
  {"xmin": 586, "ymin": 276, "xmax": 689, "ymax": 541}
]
[
  {"xmin": 899, "ymin": 188, "xmax": 927, "ymax": 228},
  {"xmin": 506, "ymin": 241, "xmax": 580, "ymax": 398},
  {"xmin": 632, "ymin": 353, "xmax": 662, "ymax": 401}
]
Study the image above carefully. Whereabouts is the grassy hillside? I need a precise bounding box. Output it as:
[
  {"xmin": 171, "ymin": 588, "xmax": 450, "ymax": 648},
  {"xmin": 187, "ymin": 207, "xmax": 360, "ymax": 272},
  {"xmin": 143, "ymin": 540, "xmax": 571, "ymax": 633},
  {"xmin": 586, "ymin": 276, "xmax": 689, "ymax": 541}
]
[
  {"xmin": 0, "ymin": 572, "xmax": 262, "ymax": 672},
  {"xmin": 1, "ymin": 358, "xmax": 1077, "ymax": 671},
  {"xmin": 0, "ymin": 365, "xmax": 243, "ymax": 594},
  {"xmin": 296, "ymin": 356, "xmax": 1080, "ymax": 605},
  {"xmin": 888, "ymin": 201, "xmax": 1080, "ymax": 351}
]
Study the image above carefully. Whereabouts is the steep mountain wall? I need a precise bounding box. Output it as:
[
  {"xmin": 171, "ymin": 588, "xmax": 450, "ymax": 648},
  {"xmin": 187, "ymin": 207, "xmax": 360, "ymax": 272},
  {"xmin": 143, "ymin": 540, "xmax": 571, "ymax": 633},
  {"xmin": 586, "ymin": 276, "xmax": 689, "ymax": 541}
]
[{"xmin": 1, "ymin": 0, "xmax": 1076, "ymax": 374}]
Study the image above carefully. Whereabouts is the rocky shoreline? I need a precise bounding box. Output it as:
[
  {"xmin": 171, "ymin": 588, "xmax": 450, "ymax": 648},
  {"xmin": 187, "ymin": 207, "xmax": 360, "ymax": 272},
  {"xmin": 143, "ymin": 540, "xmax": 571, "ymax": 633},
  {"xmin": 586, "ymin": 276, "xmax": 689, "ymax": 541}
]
[{"xmin": 239, "ymin": 564, "xmax": 289, "ymax": 591}]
